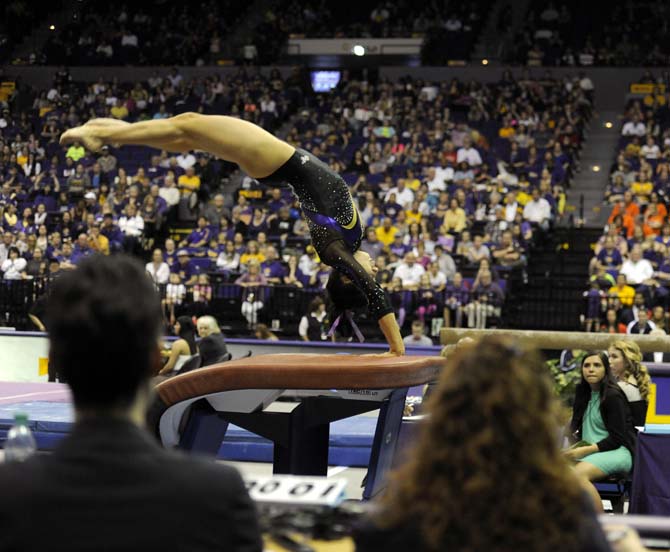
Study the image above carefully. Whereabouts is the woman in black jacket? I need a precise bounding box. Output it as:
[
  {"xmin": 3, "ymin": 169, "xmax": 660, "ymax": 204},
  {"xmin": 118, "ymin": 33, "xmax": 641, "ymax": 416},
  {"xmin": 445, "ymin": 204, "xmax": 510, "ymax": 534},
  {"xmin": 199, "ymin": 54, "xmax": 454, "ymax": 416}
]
[{"xmin": 566, "ymin": 351, "xmax": 636, "ymax": 484}]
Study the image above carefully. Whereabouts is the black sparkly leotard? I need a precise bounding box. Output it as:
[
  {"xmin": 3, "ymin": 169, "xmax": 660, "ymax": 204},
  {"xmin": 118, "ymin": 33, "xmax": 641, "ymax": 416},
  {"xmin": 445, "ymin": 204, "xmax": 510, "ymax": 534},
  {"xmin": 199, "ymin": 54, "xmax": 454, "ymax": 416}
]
[{"xmin": 259, "ymin": 148, "xmax": 393, "ymax": 320}]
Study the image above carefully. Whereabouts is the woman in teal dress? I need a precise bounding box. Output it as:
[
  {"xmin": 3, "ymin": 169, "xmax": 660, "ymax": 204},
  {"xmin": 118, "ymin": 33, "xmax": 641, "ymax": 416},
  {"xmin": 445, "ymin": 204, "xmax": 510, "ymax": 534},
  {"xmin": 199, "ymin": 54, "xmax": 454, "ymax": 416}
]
[{"xmin": 567, "ymin": 351, "xmax": 636, "ymax": 484}]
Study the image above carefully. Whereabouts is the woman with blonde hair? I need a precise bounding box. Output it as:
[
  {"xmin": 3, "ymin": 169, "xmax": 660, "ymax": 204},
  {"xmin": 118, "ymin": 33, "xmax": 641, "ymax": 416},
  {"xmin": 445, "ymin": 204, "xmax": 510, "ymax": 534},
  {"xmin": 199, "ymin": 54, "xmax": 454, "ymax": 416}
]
[
  {"xmin": 355, "ymin": 336, "xmax": 611, "ymax": 551},
  {"xmin": 608, "ymin": 340, "xmax": 652, "ymax": 426}
]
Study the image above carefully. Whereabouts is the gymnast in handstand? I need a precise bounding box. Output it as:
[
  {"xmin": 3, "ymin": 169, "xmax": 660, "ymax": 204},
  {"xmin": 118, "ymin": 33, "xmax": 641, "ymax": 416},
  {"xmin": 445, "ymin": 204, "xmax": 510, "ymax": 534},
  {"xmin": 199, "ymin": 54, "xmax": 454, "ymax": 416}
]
[{"xmin": 60, "ymin": 114, "xmax": 405, "ymax": 356}]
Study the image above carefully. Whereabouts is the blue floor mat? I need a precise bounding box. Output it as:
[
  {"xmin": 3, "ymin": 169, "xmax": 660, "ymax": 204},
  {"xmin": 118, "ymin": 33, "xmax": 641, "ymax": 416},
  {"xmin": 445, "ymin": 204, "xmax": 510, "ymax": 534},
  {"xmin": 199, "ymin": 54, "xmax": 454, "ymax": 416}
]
[{"xmin": 0, "ymin": 401, "xmax": 380, "ymax": 467}]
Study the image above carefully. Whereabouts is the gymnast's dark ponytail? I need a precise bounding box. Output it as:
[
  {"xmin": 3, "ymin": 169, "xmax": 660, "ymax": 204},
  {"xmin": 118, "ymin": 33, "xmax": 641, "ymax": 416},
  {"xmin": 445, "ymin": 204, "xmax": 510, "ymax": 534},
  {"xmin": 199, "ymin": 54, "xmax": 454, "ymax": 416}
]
[{"xmin": 326, "ymin": 270, "xmax": 368, "ymax": 340}]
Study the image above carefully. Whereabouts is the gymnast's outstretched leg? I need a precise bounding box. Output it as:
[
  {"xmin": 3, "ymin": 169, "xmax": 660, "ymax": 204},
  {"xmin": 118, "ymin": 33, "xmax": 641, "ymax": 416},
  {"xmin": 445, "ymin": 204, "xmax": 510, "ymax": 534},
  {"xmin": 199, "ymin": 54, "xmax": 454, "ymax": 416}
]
[{"xmin": 60, "ymin": 113, "xmax": 295, "ymax": 179}]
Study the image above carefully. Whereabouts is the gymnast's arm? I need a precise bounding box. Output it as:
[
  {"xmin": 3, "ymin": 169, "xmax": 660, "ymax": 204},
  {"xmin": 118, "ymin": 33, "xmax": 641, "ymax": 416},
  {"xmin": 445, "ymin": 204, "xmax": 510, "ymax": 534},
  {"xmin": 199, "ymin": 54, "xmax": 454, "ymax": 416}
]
[{"xmin": 321, "ymin": 241, "xmax": 405, "ymax": 355}]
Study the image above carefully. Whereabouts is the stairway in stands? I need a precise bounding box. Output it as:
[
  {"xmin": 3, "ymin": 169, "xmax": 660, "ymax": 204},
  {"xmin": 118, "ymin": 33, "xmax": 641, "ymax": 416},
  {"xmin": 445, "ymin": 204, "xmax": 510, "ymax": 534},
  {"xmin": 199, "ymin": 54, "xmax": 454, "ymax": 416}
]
[{"xmin": 503, "ymin": 227, "xmax": 603, "ymax": 331}]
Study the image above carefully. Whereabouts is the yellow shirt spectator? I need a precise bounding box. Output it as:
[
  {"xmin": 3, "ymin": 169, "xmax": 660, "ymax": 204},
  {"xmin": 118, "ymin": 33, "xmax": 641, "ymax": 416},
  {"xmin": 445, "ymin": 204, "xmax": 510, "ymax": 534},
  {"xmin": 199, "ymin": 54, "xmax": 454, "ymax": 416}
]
[
  {"xmin": 178, "ymin": 172, "xmax": 201, "ymax": 195},
  {"xmin": 442, "ymin": 207, "xmax": 466, "ymax": 233},
  {"xmin": 405, "ymin": 177, "xmax": 421, "ymax": 191},
  {"xmin": 376, "ymin": 224, "xmax": 398, "ymax": 246},
  {"xmin": 88, "ymin": 233, "xmax": 110, "ymax": 255},
  {"xmin": 66, "ymin": 144, "xmax": 86, "ymax": 162},
  {"xmin": 405, "ymin": 208, "xmax": 422, "ymax": 225},
  {"xmin": 110, "ymin": 104, "xmax": 129, "ymax": 120},
  {"xmin": 625, "ymin": 142, "xmax": 641, "ymax": 158},
  {"xmin": 240, "ymin": 252, "xmax": 266, "ymax": 265},
  {"xmin": 499, "ymin": 126, "xmax": 515, "ymax": 139},
  {"xmin": 631, "ymin": 180, "xmax": 653, "ymax": 202},
  {"xmin": 608, "ymin": 284, "xmax": 635, "ymax": 307}
]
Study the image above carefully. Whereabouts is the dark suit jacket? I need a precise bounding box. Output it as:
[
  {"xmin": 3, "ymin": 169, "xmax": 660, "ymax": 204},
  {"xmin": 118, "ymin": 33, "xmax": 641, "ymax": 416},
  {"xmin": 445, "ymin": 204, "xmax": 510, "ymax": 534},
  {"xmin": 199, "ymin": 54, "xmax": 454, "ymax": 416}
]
[
  {"xmin": 0, "ymin": 418, "xmax": 262, "ymax": 552},
  {"xmin": 198, "ymin": 332, "xmax": 229, "ymax": 367}
]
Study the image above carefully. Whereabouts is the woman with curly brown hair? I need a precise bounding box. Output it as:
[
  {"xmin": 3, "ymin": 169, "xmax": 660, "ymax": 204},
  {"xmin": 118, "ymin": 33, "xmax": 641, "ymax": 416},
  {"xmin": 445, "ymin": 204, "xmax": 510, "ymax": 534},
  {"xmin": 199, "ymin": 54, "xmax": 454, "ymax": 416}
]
[
  {"xmin": 608, "ymin": 340, "xmax": 651, "ymax": 426},
  {"xmin": 355, "ymin": 336, "xmax": 611, "ymax": 552}
]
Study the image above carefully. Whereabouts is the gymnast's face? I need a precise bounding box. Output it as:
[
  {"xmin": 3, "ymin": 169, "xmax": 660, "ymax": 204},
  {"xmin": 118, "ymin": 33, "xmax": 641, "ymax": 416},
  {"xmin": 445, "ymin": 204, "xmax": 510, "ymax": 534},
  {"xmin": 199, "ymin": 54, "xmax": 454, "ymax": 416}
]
[{"xmin": 353, "ymin": 250, "xmax": 378, "ymax": 277}]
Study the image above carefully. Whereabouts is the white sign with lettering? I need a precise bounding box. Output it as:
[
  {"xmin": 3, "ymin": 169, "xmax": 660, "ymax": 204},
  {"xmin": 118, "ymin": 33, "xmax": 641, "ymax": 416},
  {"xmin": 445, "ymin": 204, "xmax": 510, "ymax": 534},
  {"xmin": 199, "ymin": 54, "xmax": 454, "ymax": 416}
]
[{"xmin": 244, "ymin": 476, "xmax": 347, "ymax": 506}]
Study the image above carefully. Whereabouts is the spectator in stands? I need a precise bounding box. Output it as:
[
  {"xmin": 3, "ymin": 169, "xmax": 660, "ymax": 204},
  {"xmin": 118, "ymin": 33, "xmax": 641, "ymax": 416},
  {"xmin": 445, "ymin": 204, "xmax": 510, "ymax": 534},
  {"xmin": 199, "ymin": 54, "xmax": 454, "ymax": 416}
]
[
  {"xmin": 584, "ymin": 280, "xmax": 606, "ymax": 332},
  {"xmin": 356, "ymin": 336, "xmax": 612, "ymax": 551},
  {"xmin": 464, "ymin": 270, "xmax": 504, "ymax": 329},
  {"xmin": 236, "ymin": 260, "xmax": 267, "ymax": 327},
  {"xmin": 283, "ymin": 254, "xmax": 305, "ymax": 288},
  {"xmin": 620, "ymin": 245, "xmax": 654, "ymax": 286},
  {"xmin": 600, "ymin": 308, "xmax": 627, "ymax": 334},
  {"xmin": 402, "ymin": 319, "xmax": 433, "ymax": 347},
  {"xmin": 260, "ymin": 246, "xmax": 285, "ymax": 284},
  {"xmin": 298, "ymin": 245, "xmax": 319, "ymax": 278},
  {"xmin": 1, "ymin": 247, "xmax": 26, "ymax": 280},
  {"xmin": 0, "ymin": 232, "xmax": 14, "ymax": 264},
  {"xmin": 608, "ymin": 341, "xmax": 651, "ymax": 427},
  {"xmin": 375, "ymin": 216, "xmax": 399, "ymax": 246},
  {"xmin": 432, "ymin": 244, "xmax": 456, "ymax": 281},
  {"xmin": 196, "ymin": 315, "xmax": 230, "ymax": 367},
  {"xmin": 216, "ymin": 240, "xmax": 240, "ymax": 274},
  {"xmin": 651, "ymin": 305, "xmax": 667, "ymax": 332},
  {"xmin": 159, "ymin": 315, "xmax": 198, "ymax": 376},
  {"xmin": 384, "ymin": 179, "xmax": 414, "ymax": 209},
  {"xmin": 393, "ymin": 252, "xmax": 425, "ymax": 290},
  {"xmin": 621, "ymin": 115, "xmax": 646, "ymax": 137},
  {"xmin": 183, "ymin": 216, "xmax": 211, "ymax": 250},
  {"xmin": 359, "ymin": 227, "xmax": 384, "ymax": 258},
  {"xmin": 464, "ymin": 234, "xmax": 490, "ymax": 265},
  {"xmin": 590, "ymin": 236, "xmax": 623, "ymax": 274},
  {"xmin": 202, "ymin": 194, "xmax": 230, "ymax": 226},
  {"xmin": 162, "ymin": 272, "xmax": 186, "ymax": 324},
  {"xmin": 442, "ymin": 198, "xmax": 466, "ymax": 234},
  {"xmin": 118, "ymin": 203, "xmax": 144, "ymax": 255},
  {"xmin": 426, "ymin": 261, "xmax": 446, "ymax": 292},
  {"xmin": 146, "ymin": 248, "xmax": 170, "ymax": 285},
  {"xmin": 25, "ymin": 247, "xmax": 47, "ymax": 278},
  {"xmin": 523, "ymin": 188, "xmax": 552, "ymax": 231},
  {"xmin": 456, "ymin": 136, "xmax": 482, "ymax": 166},
  {"xmin": 72, "ymin": 233, "xmax": 94, "ymax": 263},
  {"xmin": 298, "ymin": 296, "xmax": 327, "ymax": 342},
  {"xmin": 414, "ymin": 273, "xmax": 442, "ymax": 324},
  {"xmin": 240, "ymin": 240, "xmax": 265, "ymax": 268},
  {"xmin": 0, "ymin": 255, "xmax": 261, "ymax": 550},
  {"xmin": 178, "ymin": 166, "xmax": 200, "ymax": 201},
  {"xmin": 173, "ymin": 250, "xmax": 198, "ymax": 286},
  {"xmin": 626, "ymin": 307, "xmax": 655, "ymax": 335},
  {"xmin": 567, "ymin": 352, "xmax": 635, "ymax": 494}
]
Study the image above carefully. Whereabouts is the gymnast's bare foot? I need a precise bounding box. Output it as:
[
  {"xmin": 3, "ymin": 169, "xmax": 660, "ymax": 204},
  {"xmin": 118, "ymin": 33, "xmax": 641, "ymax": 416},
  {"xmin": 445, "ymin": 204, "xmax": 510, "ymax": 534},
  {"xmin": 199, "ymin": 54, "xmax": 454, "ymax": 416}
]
[{"xmin": 60, "ymin": 118, "xmax": 130, "ymax": 152}]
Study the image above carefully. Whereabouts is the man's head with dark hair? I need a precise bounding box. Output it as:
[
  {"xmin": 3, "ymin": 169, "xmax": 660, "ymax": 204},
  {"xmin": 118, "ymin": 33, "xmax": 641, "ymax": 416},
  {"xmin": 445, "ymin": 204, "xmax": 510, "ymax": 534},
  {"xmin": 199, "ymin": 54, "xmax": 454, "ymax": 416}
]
[{"xmin": 46, "ymin": 254, "xmax": 162, "ymax": 411}]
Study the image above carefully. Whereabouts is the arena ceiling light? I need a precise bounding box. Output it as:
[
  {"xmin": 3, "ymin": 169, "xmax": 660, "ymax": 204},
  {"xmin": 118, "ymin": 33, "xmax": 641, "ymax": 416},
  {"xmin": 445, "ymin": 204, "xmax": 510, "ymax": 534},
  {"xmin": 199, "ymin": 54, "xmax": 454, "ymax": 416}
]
[
  {"xmin": 592, "ymin": 165, "xmax": 601, "ymax": 172},
  {"xmin": 605, "ymin": 122, "xmax": 613, "ymax": 128},
  {"xmin": 49, "ymin": 24, "xmax": 55, "ymax": 31},
  {"xmin": 352, "ymin": 45, "xmax": 366, "ymax": 56},
  {"xmin": 481, "ymin": 59, "xmax": 489, "ymax": 65}
]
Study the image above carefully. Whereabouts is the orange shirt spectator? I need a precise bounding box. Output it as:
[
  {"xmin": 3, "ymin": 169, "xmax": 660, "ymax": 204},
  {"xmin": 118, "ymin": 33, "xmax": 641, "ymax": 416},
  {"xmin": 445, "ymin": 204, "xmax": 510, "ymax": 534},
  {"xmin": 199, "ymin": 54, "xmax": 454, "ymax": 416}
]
[{"xmin": 608, "ymin": 197, "xmax": 640, "ymax": 224}]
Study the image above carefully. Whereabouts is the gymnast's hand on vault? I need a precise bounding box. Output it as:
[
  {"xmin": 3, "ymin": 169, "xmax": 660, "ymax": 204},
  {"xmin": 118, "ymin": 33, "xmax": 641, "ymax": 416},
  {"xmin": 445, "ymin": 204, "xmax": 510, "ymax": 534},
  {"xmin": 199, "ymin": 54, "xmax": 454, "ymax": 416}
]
[{"xmin": 364, "ymin": 351, "xmax": 405, "ymax": 358}]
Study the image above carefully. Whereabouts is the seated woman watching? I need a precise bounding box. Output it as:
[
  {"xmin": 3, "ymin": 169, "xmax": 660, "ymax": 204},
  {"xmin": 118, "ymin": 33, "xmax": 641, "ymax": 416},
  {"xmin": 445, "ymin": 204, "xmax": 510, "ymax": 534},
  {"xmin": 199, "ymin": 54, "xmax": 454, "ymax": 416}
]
[
  {"xmin": 355, "ymin": 336, "xmax": 612, "ymax": 551},
  {"xmin": 566, "ymin": 351, "xmax": 636, "ymax": 487},
  {"xmin": 159, "ymin": 316, "xmax": 197, "ymax": 376},
  {"xmin": 608, "ymin": 340, "xmax": 651, "ymax": 427}
]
